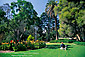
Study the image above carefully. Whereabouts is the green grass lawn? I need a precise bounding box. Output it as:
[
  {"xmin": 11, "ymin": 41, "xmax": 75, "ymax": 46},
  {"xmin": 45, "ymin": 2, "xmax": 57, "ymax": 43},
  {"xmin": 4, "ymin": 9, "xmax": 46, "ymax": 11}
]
[{"xmin": 0, "ymin": 43, "xmax": 85, "ymax": 57}]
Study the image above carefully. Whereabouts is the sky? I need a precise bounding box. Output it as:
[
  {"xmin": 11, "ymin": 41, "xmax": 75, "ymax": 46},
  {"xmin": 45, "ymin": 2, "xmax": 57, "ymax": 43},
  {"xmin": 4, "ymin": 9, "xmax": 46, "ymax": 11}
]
[{"xmin": 0, "ymin": 0, "xmax": 48, "ymax": 17}]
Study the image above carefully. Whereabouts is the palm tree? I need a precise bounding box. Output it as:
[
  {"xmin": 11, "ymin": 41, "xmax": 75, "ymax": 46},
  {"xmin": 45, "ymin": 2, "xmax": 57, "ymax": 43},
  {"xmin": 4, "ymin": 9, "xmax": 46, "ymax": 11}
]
[{"xmin": 45, "ymin": 0, "xmax": 58, "ymax": 40}]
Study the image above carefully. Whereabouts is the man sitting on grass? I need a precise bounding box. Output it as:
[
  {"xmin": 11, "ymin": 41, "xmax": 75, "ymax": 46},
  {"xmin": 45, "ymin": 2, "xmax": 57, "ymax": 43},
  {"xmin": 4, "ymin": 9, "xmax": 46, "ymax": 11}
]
[{"xmin": 60, "ymin": 42, "xmax": 67, "ymax": 50}]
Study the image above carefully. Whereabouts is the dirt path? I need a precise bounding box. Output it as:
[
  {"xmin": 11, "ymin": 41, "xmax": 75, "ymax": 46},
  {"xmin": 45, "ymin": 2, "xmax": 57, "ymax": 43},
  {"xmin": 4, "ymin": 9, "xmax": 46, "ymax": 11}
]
[{"xmin": 0, "ymin": 50, "xmax": 14, "ymax": 53}]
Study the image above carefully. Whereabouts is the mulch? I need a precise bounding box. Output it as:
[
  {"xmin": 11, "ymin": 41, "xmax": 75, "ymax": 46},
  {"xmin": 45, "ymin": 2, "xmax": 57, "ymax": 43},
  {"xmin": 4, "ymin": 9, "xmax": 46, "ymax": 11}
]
[{"xmin": 0, "ymin": 50, "xmax": 14, "ymax": 53}]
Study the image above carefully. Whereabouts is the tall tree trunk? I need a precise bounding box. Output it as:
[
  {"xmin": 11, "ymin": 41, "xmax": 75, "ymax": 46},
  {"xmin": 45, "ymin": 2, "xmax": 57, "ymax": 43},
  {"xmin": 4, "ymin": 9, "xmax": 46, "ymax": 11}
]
[
  {"xmin": 17, "ymin": 29, "xmax": 19, "ymax": 41},
  {"xmin": 76, "ymin": 34, "xmax": 82, "ymax": 41},
  {"xmin": 54, "ymin": 16, "xmax": 58, "ymax": 40},
  {"xmin": 46, "ymin": 32, "xmax": 48, "ymax": 41},
  {"xmin": 35, "ymin": 29, "xmax": 37, "ymax": 41},
  {"xmin": 48, "ymin": 23, "xmax": 50, "ymax": 41}
]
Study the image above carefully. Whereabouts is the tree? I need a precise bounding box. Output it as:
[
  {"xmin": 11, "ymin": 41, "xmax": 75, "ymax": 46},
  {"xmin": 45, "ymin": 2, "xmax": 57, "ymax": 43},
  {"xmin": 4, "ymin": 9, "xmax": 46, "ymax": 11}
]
[
  {"xmin": 57, "ymin": 0, "xmax": 85, "ymax": 41},
  {"xmin": 0, "ymin": 9, "xmax": 10, "ymax": 42},
  {"xmin": 45, "ymin": 0, "xmax": 59, "ymax": 40},
  {"xmin": 0, "ymin": 3, "xmax": 12, "ymax": 19},
  {"xmin": 0, "ymin": 9, "xmax": 9, "ymax": 33},
  {"xmin": 10, "ymin": 0, "xmax": 38, "ymax": 41},
  {"xmin": 40, "ymin": 12, "xmax": 51, "ymax": 41},
  {"xmin": 40, "ymin": 12, "xmax": 57, "ymax": 41}
]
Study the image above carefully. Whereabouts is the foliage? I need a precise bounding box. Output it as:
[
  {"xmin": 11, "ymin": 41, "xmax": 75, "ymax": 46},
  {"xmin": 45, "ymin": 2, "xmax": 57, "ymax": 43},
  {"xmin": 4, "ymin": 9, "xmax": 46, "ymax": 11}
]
[
  {"xmin": 2, "ymin": 32, "xmax": 15, "ymax": 43},
  {"xmin": 12, "ymin": 45, "xmax": 18, "ymax": 52},
  {"xmin": 0, "ymin": 44, "xmax": 10, "ymax": 50},
  {"xmin": 39, "ymin": 41, "xmax": 46, "ymax": 48},
  {"xmin": 50, "ymin": 31, "xmax": 56, "ymax": 40},
  {"xmin": 8, "ymin": 0, "xmax": 38, "ymax": 41},
  {"xmin": 40, "ymin": 12, "xmax": 58, "ymax": 41},
  {"xmin": 0, "ymin": 42, "xmax": 1, "ymax": 45},
  {"xmin": 0, "ymin": 45, "xmax": 1, "ymax": 50},
  {"xmin": 0, "ymin": 3, "xmax": 12, "ymax": 19},
  {"xmin": 40, "ymin": 12, "xmax": 51, "ymax": 41},
  {"xmin": 0, "ymin": 9, "xmax": 9, "ymax": 34},
  {"xmin": 34, "ymin": 41, "xmax": 46, "ymax": 49},
  {"xmin": 45, "ymin": 0, "xmax": 59, "ymax": 40},
  {"xmin": 27, "ymin": 35, "xmax": 34, "ymax": 41},
  {"xmin": 12, "ymin": 41, "xmax": 27, "ymax": 51},
  {"xmin": 17, "ymin": 44, "xmax": 27, "ymax": 51},
  {"xmin": 0, "ymin": 9, "xmax": 10, "ymax": 42},
  {"xmin": 55, "ymin": 0, "xmax": 85, "ymax": 41},
  {"xmin": 34, "ymin": 42, "xmax": 39, "ymax": 49},
  {"xmin": 74, "ymin": 42, "xmax": 85, "ymax": 46},
  {"xmin": 27, "ymin": 41, "xmax": 35, "ymax": 49},
  {"xmin": 0, "ymin": 39, "xmax": 46, "ymax": 51}
]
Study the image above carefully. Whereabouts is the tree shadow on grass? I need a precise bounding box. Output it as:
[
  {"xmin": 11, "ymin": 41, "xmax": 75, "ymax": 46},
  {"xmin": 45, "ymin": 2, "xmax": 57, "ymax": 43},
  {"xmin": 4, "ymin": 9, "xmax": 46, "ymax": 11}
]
[
  {"xmin": 46, "ymin": 45, "xmax": 60, "ymax": 49},
  {"xmin": 46, "ymin": 45, "xmax": 73, "ymax": 50},
  {"xmin": 66, "ymin": 45, "xmax": 73, "ymax": 50}
]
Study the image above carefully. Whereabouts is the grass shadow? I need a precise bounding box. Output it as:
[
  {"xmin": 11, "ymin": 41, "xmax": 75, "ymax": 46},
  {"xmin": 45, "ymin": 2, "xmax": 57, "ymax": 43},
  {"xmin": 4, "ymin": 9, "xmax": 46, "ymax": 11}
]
[
  {"xmin": 46, "ymin": 45, "xmax": 60, "ymax": 49},
  {"xmin": 46, "ymin": 45, "xmax": 73, "ymax": 50}
]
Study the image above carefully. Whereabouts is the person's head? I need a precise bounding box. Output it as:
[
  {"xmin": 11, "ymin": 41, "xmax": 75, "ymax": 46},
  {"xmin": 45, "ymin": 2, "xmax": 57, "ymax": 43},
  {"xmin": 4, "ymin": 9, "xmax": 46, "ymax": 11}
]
[{"xmin": 61, "ymin": 42, "xmax": 63, "ymax": 44}]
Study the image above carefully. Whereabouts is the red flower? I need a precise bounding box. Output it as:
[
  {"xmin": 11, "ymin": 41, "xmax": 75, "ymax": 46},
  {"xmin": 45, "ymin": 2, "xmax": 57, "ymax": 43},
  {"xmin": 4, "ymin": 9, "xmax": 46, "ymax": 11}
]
[
  {"xmin": 14, "ymin": 42, "xmax": 15, "ymax": 44},
  {"xmin": 10, "ymin": 40, "xmax": 12, "ymax": 43},
  {"xmin": 17, "ymin": 40, "xmax": 19, "ymax": 42}
]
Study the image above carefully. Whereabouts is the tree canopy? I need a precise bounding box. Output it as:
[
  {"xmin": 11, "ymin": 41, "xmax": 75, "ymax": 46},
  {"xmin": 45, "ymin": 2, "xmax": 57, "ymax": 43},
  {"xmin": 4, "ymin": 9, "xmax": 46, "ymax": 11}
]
[{"xmin": 55, "ymin": 0, "xmax": 85, "ymax": 41}]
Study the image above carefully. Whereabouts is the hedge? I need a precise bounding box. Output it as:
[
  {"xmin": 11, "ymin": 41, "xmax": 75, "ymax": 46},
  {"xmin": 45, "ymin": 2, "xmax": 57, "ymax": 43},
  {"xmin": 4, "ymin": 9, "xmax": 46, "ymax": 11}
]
[
  {"xmin": 74, "ymin": 42, "xmax": 85, "ymax": 46},
  {"xmin": 50, "ymin": 39, "xmax": 76, "ymax": 43}
]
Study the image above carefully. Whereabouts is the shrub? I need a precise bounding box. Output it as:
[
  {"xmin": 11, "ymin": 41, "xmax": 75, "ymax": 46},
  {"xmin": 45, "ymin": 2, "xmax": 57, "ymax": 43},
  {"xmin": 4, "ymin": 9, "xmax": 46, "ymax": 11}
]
[
  {"xmin": 12, "ymin": 45, "xmax": 18, "ymax": 52},
  {"xmin": 9, "ymin": 42, "xmax": 15, "ymax": 50},
  {"xmin": 34, "ymin": 42, "xmax": 39, "ymax": 49},
  {"xmin": 26, "ymin": 41, "xmax": 31, "ymax": 48},
  {"xmin": 34, "ymin": 41, "xmax": 46, "ymax": 49},
  {"xmin": 27, "ymin": 35, "xmax": 34, "ymax": 41},
  {"xmin": 39, "ymin": 42, "xmax": 46, "ymax": 48},
  {"xmin": 0, "ymin": 44, "xmax": 10, "ymax": 50},
  {"xmin": 50, "ymin": 40, "xmax": 57, "ymax": 43},
  {"xmin": 17, "ymin": 44, "xmax": 27, "ymax": 51},
  {"xmin": 0, "ymin": 45, "xmax": 2, "ymax": 50},
  {"xmin": 50, "ymin": 39, "xmax": 76, "ymax": 43},
  {"xmin": 27, "ymin": 41, "xmax": 35, "ymax": 49},
  {"xmin": 0, "ymin": 42, "xmax": 1, "ymax": 45},
  {"xmin": 12, "ymin": 41, "xmax": 27, "ymax": 51},
  {"xmin": 30, "ymin": 43, "xmax": 35, "ymax": 49},
  {"xmin": 2, "ymin": 40, "xmax": 8, "ymax": 43},
  {"xmin": 38, "ymin": 37, "xmax": 43, "ymax": 41},
  {"xmin": 74, "ymin": 42, "xmax": 85, "ymax": 46},
  {"xmin": 12, "ymin": 43, "xmax": 27, "ymax": 51},
  {"xmin": 0, "ymin": 40, "xmax": 46, "ymax": 51}
]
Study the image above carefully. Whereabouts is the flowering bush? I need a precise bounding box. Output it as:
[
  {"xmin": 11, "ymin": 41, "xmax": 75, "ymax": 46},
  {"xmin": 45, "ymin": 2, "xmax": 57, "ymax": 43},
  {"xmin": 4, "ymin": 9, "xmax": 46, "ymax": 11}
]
[
  {"xmin": 12, "ymin": 41, "xmax": 27, "ymax": 51},
  {"xmin": 27, "ymin": 35, "xmax": 34, "ymax": 41},
  {"xmin": 0, "ymin": 39, "xmax": 46, "ymax": 51},
  {"xmin": 34, "ymin": 40, "xmax": 46, "ymax": 49},
  {"xmin": 35, "ymin": 40, "xmax": 39, "ymax": 43},
  {"xmin": 26, "ymin": 41, "xmax": 35, "ymax": 49},
  {"xmin": 9, "ymin": 40, "xmax": 16, "ymax": 50},
  {"xmin": 39, "ymin": 42, "xmax": 46, "ymax": 48},
  {"xmin": 34, "ymin": 42, "xmax": 39, "ymax": 49},
  {"xmin": 17, "ymin": 44, "xmax": 27, "ymax": 51},
  {"xmin": 0, "ymin": 44, "xmax": 10, "ymax": 50},
  {"xmin": 12, "ymin": 45, "xmax": 18, "ymax": 52}
]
